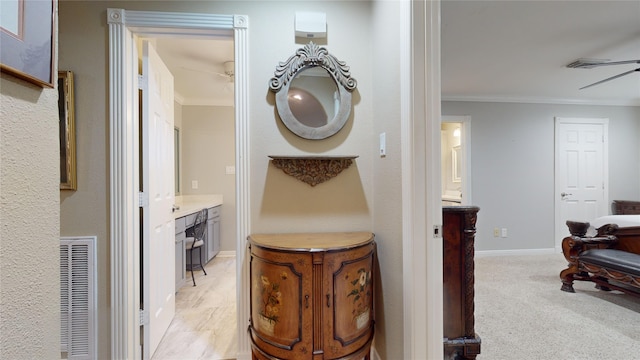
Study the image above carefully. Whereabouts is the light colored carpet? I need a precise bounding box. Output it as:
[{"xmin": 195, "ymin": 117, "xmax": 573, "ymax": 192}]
[{"xmin": 474, "ymin": 253, "xmax": 640, "ymax": 360}]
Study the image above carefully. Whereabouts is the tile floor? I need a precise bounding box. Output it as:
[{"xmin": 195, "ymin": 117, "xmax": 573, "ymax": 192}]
[{"xmin": 151, "ymin": 256, "xmax": 238, "ymax": 360}]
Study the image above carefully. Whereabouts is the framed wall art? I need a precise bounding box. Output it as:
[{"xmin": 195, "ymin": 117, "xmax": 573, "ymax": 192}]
[
  {"xmin": 59, "ymin": 71, "xmax": 77, "ymax": 190},
  {"xmin": 0, "ymin": 0, "xmax": 56, "ymax": 87}
]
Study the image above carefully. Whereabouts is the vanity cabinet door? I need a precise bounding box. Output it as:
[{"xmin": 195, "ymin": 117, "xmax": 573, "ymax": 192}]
[
  {"xmin": 323, "ymin": 243, "xmax": 376, "ymax": 358},
  {"xmin": 206, "ymin": 206, "xmax": 221, "ymax": 262},
  {"xmin": 174, "ymin": 217, "xmax": 186, "ymax": 291},
  {"xmin": 249, "ymin": 245, "xmax": 313, "ymax": 359}
]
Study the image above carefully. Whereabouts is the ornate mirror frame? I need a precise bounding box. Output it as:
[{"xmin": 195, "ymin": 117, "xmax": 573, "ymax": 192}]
[{"xmin": 269, "ymin": 42, "xmax": 357, "ymax": 140}]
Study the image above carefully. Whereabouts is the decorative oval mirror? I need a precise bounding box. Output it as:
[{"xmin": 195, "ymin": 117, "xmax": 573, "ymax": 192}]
[{"xmin": 269, "ymin": 42, "xmax": 357, "ymax": 140}]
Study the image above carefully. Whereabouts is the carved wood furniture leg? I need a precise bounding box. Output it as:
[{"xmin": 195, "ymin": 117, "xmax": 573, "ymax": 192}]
[
  {"xmin": 560, "ymin": 233, "xmax": 583, "ymax": 293},
  {"xmin": 595, "ymin": 281, "xmax": 612, "ymax": 291},
  {"xmin": 560, "ymin": 265, "xmax": 577, "ymax": 293},
  {"xmin": 560, "ymin": 221, "xmax": 620, "ymax": 292}
]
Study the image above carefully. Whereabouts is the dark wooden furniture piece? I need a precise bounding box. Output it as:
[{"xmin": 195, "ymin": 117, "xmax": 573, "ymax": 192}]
[
  {"xmin": 612, "ymin": 200, "xmax": 640, "ymax": 215},
  {"xmin": 248, "ymin": 232, "xmax": 376, "ymax": 360},
  {"xmin": 560, "ymin": 220, "xmax": 640, "ymax": 297},
  {"xmin": 443, "ymin": 206, "xmax": 481, "ymax": 360}
]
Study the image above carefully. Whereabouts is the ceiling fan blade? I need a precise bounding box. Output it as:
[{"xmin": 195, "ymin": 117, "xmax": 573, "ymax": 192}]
[
  {"xmin": 568, "ymin": 58, "xmax": 640, "ymax": 69},
  {"xmin": 180, "ymin": 66, "xmax": 234, "ymax": 84},
  {"xmin": 579, "ymin": 67, "xmax": 640, "ymax": 90}
]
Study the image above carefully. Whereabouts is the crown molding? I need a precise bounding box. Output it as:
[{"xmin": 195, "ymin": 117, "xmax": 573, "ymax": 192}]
[{"xmin": 442, "ymin": 95, "xmax": 640, "ymax": 107}]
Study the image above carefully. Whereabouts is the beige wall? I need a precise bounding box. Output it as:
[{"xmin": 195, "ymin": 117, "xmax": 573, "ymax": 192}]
[
  {"xmin": 371, "ymin": 1, "xmax": 404, "ymax": 357},
  {"xmin": 248, "ymin": 2, "xmax": 374, "ymax": 233},
  {"xmin": 0, "ymin": 77, "xmax": 60, "ymax": 356},
  {"xmin": 181, "ymin": 105, "xmax": 236, "ymax": 251},
  {"xmin": 57, "ymin": 1, "xmax": 405, "ymax": 358}
]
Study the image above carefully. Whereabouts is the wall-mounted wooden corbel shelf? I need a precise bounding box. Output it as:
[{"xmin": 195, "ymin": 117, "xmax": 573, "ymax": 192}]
[{"xmin": 268, "ymin": 155, "xmax": 358, "ymax": 186}]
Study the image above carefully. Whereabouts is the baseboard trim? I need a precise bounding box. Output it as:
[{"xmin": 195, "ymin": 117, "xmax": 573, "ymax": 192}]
[
  {"xmin": 475, "ymin": 248, "xmax": 558, "ymax": 257},
  {"xmin": 216, "ymin": 250, "xmax": 236, "ymax": 258},
  {"xmin": 371, "ymin": 344, "xmax": 381, "ymax": 360}
]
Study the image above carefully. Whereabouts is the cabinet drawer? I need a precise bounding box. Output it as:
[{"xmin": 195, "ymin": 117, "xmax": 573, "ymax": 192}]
[
  {"xmin": 183, "ymin": 212, "xmax": 198, "ymax": 228},
  {"xmin": 207, "ymin": 206, "xmax": 221, "ymax": 219},
  {"xmin": 175, "ymin": 217, "xmax": 186, "ymax": 234}
]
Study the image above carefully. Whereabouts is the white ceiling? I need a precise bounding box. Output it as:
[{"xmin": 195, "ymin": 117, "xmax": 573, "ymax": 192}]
[
  {"xmin": 442, "ymin": 0, "xmax": 640, "ymax": 105},
  {"xmin": 153, "ymin": 1, "xmax": 640, "ymax": 107},
  {"xmin": 154, "ymin": 37, "xmax": 234, "ymax": 106}
]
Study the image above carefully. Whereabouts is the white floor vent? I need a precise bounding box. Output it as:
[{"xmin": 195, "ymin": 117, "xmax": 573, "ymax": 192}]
[{"xmin": 60, "ymin": 236, "xmax": 97, "ymax": 360}]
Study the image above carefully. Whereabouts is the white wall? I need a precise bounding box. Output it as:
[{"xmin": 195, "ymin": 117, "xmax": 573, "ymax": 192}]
[
  {"xmin": 1, "ymin": 75, "xmax": 60, "ymax": 357},
  {"xmin": 443, "ymin": 101, "xmax": 640, "ymax": 251},
  {"xmin": 181, "ymin": 105, "xmax": 236, "ymax": 252}
]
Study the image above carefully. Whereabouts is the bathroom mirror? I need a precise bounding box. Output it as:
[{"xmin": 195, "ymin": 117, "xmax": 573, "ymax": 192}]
[{"xmin": 270, "ymin": 42, "xmax": 357, "ymax": 140}]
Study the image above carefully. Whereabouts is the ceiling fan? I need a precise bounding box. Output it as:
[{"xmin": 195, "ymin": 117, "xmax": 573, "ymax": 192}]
[
  {"xmin": 567, "ymin": 58, "xmax": 640, "ymax": 90},
  {"xmin": 181, "ymin": 60, "xmax": 234, "ymax": 83}
]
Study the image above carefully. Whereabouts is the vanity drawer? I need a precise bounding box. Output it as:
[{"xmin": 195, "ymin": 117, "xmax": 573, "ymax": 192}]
[
  {"xmin": 175, "ymin": 217, "xmax": 186, "ymax": 234},
  {"xmin": 208, "ymin": 206, "xmax": 221, "ymax": 219},
  {"xmin": 183, "ymin": 212, "xmax": 198, "ymax": 228}
]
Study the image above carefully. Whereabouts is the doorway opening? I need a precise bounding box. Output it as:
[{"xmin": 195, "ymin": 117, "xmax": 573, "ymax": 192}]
[
  {"xmin": 137, "ymin": 36, "xmax": 237, "ymax": 358},
  {"xmin": 107, "ymin": 9, "xmax": 250, "ymax": 359},
  {"xmin": 441, "ymin": 116, "xmax": 472, "ymax": 205}
]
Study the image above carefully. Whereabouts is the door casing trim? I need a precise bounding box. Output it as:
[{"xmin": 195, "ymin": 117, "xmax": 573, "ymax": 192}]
[{"xmin": 107, "ymin": 9, "xmax": 250, "ymax": 359}]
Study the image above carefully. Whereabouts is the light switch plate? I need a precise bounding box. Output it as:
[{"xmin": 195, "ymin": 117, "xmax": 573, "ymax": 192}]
[{"xmin": 379, "ymin": 132, "xmax": 386, "ymax": 157}]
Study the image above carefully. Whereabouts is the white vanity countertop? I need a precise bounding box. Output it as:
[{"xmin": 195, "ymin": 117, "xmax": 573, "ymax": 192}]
[{"xmin": 173, "ymin": 194, "xmax": 223, "ymax": 219}]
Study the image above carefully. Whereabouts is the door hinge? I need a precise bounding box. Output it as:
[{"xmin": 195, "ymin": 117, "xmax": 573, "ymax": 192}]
[
  {"xmin": 138, "ymin": 74, "xmax": 146, "ymax": 90},
  {"xmin": 138, "ymin": 192, "xmax": 149, "ymax": 207},
  {"xmin": 434, "ymin": 225, "xmax": 443, "ymax": 238},
  {"xmin": 139, "ymin": 309, "xmax": 149, "ymax": 326}
]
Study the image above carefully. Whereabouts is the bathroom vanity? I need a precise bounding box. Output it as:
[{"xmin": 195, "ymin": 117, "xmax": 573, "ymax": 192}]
[{"xmin": 174, "ymin": 195, "xmax": 223, "ymax": 290}]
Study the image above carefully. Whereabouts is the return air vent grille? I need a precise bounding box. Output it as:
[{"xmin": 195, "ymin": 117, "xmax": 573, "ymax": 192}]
[{"xmin": 60, "ymin": 236, "xmax": 96, "ymax": 360}]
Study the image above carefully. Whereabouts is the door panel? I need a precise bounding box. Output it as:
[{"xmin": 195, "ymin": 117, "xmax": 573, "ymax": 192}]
[
  {"xmin": 248, "ymin": 246, "xmax": 313, "ymax": 358},
  {"xmin": 323, "ymin": 244, "xmax": 375, "ymax": 358},
  {"xmin": 142, "ymin": 40, "xmax": 175, "ymax": 359}
]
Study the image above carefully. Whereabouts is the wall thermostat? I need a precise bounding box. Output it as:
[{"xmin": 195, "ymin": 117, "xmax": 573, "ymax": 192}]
[{"xmin": 295, "ymin": 12, "xmax": 327, "ymax": 38}]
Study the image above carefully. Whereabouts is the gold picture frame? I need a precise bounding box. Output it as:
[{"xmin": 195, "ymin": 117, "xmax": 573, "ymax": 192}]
[
  {"xmin": 0, "ymin": 0, "xmax": 56, "ymax": 87},
  {"xmin": 59, "ymin": 71, "xmax": 77, "ymax": 190}
]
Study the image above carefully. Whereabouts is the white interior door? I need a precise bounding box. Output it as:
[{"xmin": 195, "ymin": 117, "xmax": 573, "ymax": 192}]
[
  {"xmin": 555, "ymin": 117, "xmax": 608, "ymax": 250},
  {"xmin": 142, "ymin": 40, "xmax": 176, "ymax": 359}
]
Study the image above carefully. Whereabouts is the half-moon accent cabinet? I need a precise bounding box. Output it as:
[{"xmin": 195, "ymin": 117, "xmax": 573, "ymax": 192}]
[{"xmin": 248, "ymin": 232, "xmax": 376, "ymax": 359}]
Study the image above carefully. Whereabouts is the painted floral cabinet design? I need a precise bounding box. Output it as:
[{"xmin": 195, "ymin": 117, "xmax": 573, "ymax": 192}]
[{"xmin": 249, "ymin": 232, "xmax": 376, "ymax": 360}]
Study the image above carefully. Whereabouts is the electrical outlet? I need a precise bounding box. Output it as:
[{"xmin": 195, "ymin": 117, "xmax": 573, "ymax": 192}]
[
  {"xmin": 191, "ymin": 180, "xmax": 198, "ymax": 189},
  {"xmin": 493, "ymin": 228, "xmax": 500, "ymax": 237},
  {"xmin": 501, "ymin": 228, "xmax": 508, "ymax": 238}
]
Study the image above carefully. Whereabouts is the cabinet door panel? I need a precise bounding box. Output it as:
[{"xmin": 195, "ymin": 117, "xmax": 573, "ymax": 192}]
[
  {"xmin": 324, "ymin": 244, "xmax": 375, "ymax": 358},
  {"xmin": 250, "ymin": 246, "xmax": 313, "ymax": 358}
]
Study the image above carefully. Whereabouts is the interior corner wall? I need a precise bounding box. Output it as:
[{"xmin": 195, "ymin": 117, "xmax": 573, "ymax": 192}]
[
  {"xmin": 371, "ymin": 1, "xmax": 404, "ymax": 358},
  {"xmin": 1, "ymin": 78, "xmax": 60, "ymax": 357},
  {"xmin": 442, "ymin": 101, "xmax": 640, "ymax": 252},
  {"xmin": 174, "ymin": 100, "xmax": 183, "ymax": 194},
  {"xmin": 181, "ymin": 105, "xmax": 237, "ymax": 252}
]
